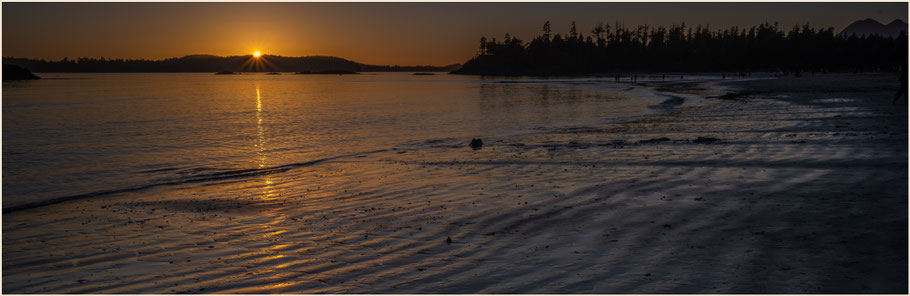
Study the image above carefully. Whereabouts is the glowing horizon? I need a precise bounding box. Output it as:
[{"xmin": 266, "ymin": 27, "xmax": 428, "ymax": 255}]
[{"xmin": 3, "ymin": 2, "xmax": 906, "ymax": 65}]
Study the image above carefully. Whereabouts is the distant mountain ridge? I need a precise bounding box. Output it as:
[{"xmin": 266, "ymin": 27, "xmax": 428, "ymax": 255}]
[
  {"xmin": 839, "ymin": 18, "xmax": 907, "ymax": 38},
  {"xmin": 1, "ymin": 54, "xmax": 461, "ymax": 73}
]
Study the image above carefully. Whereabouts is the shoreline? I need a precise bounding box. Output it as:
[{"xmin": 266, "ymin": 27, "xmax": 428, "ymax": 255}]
[{"xmin": 3, "ymin": 73, "xmax": 906, "ymax": 293}]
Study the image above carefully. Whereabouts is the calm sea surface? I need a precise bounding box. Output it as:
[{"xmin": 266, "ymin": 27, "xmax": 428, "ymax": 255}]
[{"xmin": 3, "ymin": 72, "xmax": 666, "ymax": 210}]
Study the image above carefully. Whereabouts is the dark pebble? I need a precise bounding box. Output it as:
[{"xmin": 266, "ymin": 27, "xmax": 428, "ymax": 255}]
[{"xmin": 469, "ymin": 138, "xmax": 483, "ymax": 149}]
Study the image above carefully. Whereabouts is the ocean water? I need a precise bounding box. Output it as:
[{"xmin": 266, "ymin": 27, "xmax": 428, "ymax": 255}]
[
  {"xmin": 6, "ymin": 73, "xmax": 906, "ymax": 293},
  {"xmin": 3, "ymin": 72, "xmax": 666, "ymax": 211}
]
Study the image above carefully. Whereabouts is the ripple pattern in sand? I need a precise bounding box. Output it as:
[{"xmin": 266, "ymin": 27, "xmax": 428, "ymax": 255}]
[{"xmin": 4, "ymin": 77, "xmax": 906, "ymax": 293}]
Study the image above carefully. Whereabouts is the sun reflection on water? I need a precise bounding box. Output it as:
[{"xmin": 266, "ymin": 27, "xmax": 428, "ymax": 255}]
[
  {"xmin": 266, "ymin": 282, "xmax": 294, "ymax": 290},
  {"xmin": 254, "ymin": 82, "xmax": 287, "ymax": 254},
  {"xmin": 256, "ymin": 83, "xmax": 265, "ymax": 169},
  {"xmin": 255, "ymin": 82, "xmax": 276, "ymax": 196}
]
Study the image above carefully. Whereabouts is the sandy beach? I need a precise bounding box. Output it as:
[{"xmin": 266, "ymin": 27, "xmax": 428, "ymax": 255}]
[{"xmin": 3, "ymin": 73, "xmax": 906, "ymax": 293}]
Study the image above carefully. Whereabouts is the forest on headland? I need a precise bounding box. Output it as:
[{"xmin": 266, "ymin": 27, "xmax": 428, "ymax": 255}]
[
  {"xmin": 2, "ymin": 55, "xmax": 461, "ymax": 73},
  {"xmin": 452, "ymin": 21, "xmax": 908, "ymax": 76}
]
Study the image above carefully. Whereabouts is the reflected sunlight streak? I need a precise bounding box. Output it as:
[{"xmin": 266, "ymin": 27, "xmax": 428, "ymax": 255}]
[
  {"xmin": 255, "ymin": 83, "xmax": 277, "ymax": 197},
  {"xmin": 256, "ymin": 83, "xmax": 265, "ymax": 169}
]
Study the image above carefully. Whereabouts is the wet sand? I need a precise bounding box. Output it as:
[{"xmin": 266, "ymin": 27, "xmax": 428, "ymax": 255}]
[{"xmin": 3, "ymin": 73, "xmax": 906, "ymax": 293}]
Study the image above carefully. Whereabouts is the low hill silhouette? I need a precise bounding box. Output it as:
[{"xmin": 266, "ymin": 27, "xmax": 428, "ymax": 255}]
[
  {"xmin": 1, "ymin": 54, "xmax": 461, "ymax": 73},
  {"xmin": 839, "ymin": 18, "xmax": 907, "ymax": 38}
]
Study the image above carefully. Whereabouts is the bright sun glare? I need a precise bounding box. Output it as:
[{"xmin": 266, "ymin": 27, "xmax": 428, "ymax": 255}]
[{"xmin": 253, "ymin": 51, "xmax": 261, "ymax": 57}]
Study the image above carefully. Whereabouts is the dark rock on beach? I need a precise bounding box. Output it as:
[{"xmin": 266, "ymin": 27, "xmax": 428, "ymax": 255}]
[{"xmin": 469, "ymin": 138, "xmax": 484, "ymax": 149}]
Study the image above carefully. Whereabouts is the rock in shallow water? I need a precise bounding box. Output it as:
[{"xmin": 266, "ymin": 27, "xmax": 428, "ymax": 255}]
[{"xmin": 469, "ymin": 138, "xmax": 483, "ymax": 149}]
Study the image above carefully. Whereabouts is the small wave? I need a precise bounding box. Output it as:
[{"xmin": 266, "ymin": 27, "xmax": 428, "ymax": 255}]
[
  {"xmin": 2, "ymin": 149, "xmax": 389, "ymax": 213},
  {"xmin": 137, "ymin": 167, "xmax": 182, "ymax": 174},
  {"xmin": 648, "ymin": 94, "xmax": 685, "ymax": 110}
]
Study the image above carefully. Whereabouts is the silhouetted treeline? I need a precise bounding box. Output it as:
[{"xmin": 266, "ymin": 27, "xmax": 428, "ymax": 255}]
[
  {"xmin": 2, "ymin": 54, "xmax": 461, "ymax": 73},
  {"xmin": 453, "ymin": 21, "xmax": 908, "ymax": 75}
]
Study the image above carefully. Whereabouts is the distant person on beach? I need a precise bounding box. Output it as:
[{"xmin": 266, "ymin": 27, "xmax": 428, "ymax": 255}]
[{"xmin": 894, "ymin": 66, "xmax": 907, "ymax": 104}]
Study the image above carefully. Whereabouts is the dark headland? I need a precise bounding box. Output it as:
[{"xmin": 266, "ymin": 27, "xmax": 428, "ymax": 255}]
[
  {"xmin": 3, "ymin": 64, "xmax": 40, "ymax": 80},
  {"xmin": 451, "ymin": 20, "xmax": 907, "ymax": 76}
]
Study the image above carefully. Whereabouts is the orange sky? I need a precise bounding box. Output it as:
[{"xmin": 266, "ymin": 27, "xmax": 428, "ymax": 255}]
[{"xmin": 2, "ymin": 3, "xmax": 906, "ymax": 66}]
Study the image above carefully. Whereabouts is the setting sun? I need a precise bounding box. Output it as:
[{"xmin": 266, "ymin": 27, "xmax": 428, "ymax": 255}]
[{"xmin": 253, "ymin": 51, "xmax": 261, "ymax": 57}]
